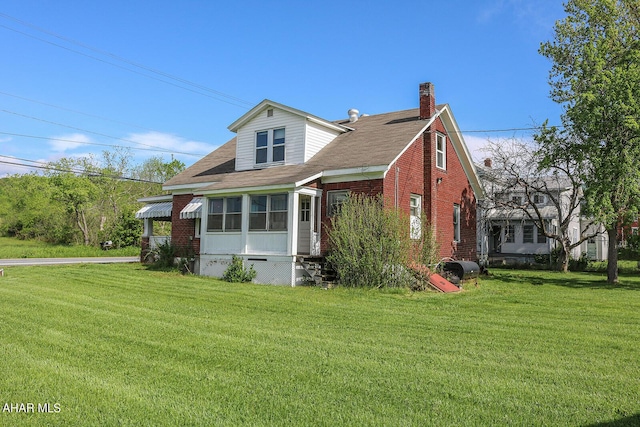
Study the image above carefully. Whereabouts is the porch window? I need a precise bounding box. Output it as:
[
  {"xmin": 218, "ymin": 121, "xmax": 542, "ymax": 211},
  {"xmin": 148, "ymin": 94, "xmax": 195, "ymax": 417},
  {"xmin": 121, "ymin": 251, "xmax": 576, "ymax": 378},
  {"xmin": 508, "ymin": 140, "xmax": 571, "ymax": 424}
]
[
  {"xmin": 255, "ymin": 128, "xmax": 285, "ymax": 165},
  {"xmin": 523, "ymin": 223, "xmax": 534, "ymax": 243},
  {"xmin": 249, "ymin": 194, "xmax": 288, "ymax": 231},
  {"xmin": 327, "ymin": 190, "xmax": 349, "ymax": 216},
  {"xmin": 453, "ymin": 203, "xmax": 460, "ymax": 242},
  {"xmin": 207, "ymin": 197, "xmax": 242, "ymax": 232},
  {"xmin": 537, "ymin": 224, "xmax": 547, "ymax": 243},
  {"xmin": 436, "ymin": 133, "xmax": 446, "ymax": 170},
  {"xmin": 504, "ymin": 225, "xmax": 515, "ymax": 243}
]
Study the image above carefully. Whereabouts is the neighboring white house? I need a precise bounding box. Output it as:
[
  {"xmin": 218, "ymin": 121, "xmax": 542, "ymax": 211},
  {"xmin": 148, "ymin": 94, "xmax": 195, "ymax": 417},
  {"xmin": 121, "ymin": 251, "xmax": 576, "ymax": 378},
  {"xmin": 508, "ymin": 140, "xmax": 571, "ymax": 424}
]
[{"xmin": 476, "ymin": 161, "xmax": 608, "ymax": 264}]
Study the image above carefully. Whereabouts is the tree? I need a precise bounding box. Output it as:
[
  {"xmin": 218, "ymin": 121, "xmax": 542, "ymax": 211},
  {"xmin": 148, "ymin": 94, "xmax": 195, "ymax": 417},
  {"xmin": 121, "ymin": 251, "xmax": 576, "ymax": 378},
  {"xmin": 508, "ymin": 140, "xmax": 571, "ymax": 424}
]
[
  {"xmin": 539, "ymin": 0, "xmax": 640, "ymax": 283},
  {"xmin": 481, "ymin": 138, "xmax": 601, "ymax": 272}
]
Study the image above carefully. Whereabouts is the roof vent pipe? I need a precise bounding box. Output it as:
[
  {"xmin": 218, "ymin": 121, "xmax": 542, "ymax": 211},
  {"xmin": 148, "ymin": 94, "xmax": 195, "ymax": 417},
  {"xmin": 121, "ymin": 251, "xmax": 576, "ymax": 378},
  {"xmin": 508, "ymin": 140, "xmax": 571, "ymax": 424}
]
[{"xmin": 348, "ymin": 108, "xmax": 359, "ymax": 123}]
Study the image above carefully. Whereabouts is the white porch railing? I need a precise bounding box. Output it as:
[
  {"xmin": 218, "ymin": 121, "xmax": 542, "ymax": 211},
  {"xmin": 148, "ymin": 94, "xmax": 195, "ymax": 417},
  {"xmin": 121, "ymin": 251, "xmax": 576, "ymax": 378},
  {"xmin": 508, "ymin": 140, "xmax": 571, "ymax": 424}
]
[{"xmin": 149, "ymin": 236, "xmax": 171, "ymax": 249}]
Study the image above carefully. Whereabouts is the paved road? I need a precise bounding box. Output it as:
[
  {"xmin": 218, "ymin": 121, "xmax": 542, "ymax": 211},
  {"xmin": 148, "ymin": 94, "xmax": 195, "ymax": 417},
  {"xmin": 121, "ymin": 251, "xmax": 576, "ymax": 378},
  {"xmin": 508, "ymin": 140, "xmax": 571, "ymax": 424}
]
[{"xmin": 0, "ymin": 257, "xmax": 139, "ymax": 267}]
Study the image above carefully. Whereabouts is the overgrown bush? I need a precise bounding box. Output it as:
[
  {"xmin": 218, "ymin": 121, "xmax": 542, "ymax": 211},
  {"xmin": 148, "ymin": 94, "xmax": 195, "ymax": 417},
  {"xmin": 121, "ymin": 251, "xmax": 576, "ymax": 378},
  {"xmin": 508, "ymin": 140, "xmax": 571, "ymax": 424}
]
[
  {"xmin": 222, "ymin": 255, "xmax": 257, "ymax": 283},
  {"xmin": 145, "ymin": 240, "xmax": 177, "ymax": 270},
  {"xmin": 326, "ymin": 194, "xmax": 439, "ymax": 289}
]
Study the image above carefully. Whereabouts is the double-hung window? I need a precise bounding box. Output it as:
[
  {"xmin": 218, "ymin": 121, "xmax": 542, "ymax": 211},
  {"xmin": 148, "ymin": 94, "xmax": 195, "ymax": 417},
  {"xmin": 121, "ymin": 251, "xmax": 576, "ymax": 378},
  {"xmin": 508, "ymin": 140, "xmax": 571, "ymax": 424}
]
[
  {"xmin": 436, "ymin": 133, "xmax": 446, "ymax": 170},
  {"xmin": 523, "ymin": 223, "xmax": 534, "ymax": 243},
  {"xmin": 255, "ymin": 128, "xmax": 286, "ymax": 165},
  {"xmin": 410, "ymin": 195, "xmax": 422, "ymax": 239},
  {"xmin": 207, "ymin": 197, "xmax": 242, "ymax": 232},
  {"xmin": 249, "ymin": 194, "xmax": 288, "ymax": 231},
  {"xmin": 504, "ymin": 225, "xmax": 515, "ymax": 243},
  {"xmin": 327, "ymin": 191, "xmax": 349, "ymax": 216}
]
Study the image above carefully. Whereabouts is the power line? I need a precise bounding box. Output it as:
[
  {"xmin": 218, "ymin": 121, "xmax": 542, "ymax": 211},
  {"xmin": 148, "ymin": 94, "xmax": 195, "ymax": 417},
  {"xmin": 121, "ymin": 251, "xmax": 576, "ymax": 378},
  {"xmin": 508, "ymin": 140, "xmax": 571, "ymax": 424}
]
[
  {"xmin": 0, "ymin": 155, "xmax": 162, "ymax": 183},
  {"xmin": 0, "ymin": 13, "xmax": 255, "ymax": 109}
]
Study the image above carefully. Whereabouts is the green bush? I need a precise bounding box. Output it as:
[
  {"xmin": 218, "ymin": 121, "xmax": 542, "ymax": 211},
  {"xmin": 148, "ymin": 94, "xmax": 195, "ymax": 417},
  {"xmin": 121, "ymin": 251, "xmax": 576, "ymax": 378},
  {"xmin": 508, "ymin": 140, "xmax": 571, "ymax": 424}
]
[
  {"xmin": 222, "ymin": 255, "xmax": 257, "ymax": 283},
  {"xmin": 326, "ymin": 194, "xmax": 439, "ymax": 289},
  {"xmin": 145, "ymin": 240, "xmax": 177, "ymax": 270}
]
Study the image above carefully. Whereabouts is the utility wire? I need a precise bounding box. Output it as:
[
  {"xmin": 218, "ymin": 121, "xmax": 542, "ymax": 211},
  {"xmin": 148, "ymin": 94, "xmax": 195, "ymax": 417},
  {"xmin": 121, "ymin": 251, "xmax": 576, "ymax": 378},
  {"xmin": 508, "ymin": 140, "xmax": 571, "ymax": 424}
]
[
  {"xmin": 0, "ymin": 19, "xmax": 254, "ymax": 109},
  {"xmin": 0, "ymin": 155, "xmax": 163, "ymax": 183}
]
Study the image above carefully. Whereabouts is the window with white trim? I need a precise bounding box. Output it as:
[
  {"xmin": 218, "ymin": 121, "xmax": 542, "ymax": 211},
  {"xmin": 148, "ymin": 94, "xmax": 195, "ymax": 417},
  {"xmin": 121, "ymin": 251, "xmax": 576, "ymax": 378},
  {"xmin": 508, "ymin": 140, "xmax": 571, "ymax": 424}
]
[
  {"xmin": 327, "ymin": 191, "xmax": 349, "ymax": 216},
  {"xmin": 533, "ymin": 193, "xmax": 546, "ymax": 205},
  {"xmin": 410, "ymin": 194, "xmax": 422, "ymax": 239},
  {"xmin": 255, "ymin": 128, "xmax": 285, "ymax": 165},
  {"xmin": 207, "ymin": 197, "xmax": 242, "ymax": 232},
  {"xmin": 249, "ymin": 194, "xmax": 288, "ymax": 231},
  {"xmin": 523, "ymin": 223, "xmax": 534, "ymax": 243},
  {"xmin": 504, "ymin": 225, "xmax": 515, "ymax": 243},
  {"xmin": 453, "ymin": 203, "xmax": 461, "ymax": 242},
  {"xmin": 436, "ymin": 133, "xmax": 446, "ymax": 170}
]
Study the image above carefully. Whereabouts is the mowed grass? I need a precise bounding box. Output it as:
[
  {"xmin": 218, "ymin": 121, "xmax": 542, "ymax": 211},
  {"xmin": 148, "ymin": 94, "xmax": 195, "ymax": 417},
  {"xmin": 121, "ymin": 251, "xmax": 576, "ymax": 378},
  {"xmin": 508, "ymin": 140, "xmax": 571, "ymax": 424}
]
[
  {"xmin": 0, "ymin": 264, "xmax": 639, "ymax": 426},
  {"xmin": 0, "ymin": 236, "xmax": 139, "ymax": 258}
]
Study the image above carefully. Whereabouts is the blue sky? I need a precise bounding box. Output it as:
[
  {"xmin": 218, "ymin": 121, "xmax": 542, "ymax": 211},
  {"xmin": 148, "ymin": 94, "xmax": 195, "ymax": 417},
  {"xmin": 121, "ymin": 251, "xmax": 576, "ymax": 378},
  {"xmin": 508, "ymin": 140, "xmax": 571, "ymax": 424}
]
[{"xmin": 0, "ymin": 0, "xmax": 567, "ymax": 177}]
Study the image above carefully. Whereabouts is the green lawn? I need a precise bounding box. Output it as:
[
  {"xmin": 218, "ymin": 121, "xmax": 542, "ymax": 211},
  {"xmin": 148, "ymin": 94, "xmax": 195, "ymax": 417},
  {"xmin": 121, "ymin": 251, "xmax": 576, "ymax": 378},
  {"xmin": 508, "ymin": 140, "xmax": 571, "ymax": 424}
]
[
  {"xmin": 0, "ymin": 236, "xmax": 139, "ymax": 258},
  {"xmin": 1, "ymin": 264, "xmax": 639, "ymax": 426}
]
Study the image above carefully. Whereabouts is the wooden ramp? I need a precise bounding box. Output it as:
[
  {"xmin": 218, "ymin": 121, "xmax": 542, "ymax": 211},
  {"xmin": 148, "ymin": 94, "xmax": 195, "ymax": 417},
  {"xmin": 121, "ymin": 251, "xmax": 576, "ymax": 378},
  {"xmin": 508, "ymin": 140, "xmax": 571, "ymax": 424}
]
[
  {"xmin": 428, "ymin": 273, "xmax": 461, "ymax": 293},
  {"xmin": 408, "ymin": 263, "xmax": 461, "ymax": 293}
]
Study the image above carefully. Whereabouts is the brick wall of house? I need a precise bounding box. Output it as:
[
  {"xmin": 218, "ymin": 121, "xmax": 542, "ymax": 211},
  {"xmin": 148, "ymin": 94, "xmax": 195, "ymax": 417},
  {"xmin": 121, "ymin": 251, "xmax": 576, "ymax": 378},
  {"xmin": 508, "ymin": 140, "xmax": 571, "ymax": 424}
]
[
  {"xmin": 382, "ymin": 135, "xmax": 425, "ymax": 216},
  {"xmin": 171, "ymin": 194, "xmax": 200, "ymax": 256},
  {"xmin": 423, "ymin": 119, "xmax": 477, "ymax": 261}
]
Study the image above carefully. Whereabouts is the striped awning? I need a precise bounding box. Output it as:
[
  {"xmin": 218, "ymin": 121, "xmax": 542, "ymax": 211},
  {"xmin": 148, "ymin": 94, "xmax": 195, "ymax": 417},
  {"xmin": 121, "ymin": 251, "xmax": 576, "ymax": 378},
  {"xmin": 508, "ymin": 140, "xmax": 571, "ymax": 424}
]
[
  {"xmin": 180, "ymin": 197, "xmax": 203, "ymax": 219},
  {"xmin": 135, "ymin": 202, "xmax": 173, "ymax": 219}
]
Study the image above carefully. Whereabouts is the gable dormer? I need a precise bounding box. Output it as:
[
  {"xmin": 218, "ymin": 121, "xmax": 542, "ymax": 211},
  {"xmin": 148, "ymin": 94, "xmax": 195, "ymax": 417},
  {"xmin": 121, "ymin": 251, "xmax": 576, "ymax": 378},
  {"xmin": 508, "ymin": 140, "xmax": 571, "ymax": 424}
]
[{"xmin": 228, "ymin": 100, "xmax": 351, "ymax": 172}]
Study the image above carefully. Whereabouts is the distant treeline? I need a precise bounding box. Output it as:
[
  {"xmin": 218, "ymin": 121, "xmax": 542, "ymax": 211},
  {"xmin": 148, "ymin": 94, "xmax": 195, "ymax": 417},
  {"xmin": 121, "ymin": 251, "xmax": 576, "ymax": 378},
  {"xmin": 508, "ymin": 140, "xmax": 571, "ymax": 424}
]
[{"xmin": 0, "ymin": 149, "xmax": 184, "ymax": 248}]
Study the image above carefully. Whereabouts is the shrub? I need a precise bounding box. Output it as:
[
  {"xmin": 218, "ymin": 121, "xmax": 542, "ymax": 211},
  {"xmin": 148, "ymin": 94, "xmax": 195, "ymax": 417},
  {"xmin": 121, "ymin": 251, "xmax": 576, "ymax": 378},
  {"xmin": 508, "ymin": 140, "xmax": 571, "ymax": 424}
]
[
  {"xmin": 326, "ymin": 194, "xmax": 438, "ymax": 289},
  {"xmin": 145, "ymin": 240, "xmax": 178, "ymax": 270},
  {"xmin": 222, "ymin": 255, "xmax": 257, "ymax": 283}
]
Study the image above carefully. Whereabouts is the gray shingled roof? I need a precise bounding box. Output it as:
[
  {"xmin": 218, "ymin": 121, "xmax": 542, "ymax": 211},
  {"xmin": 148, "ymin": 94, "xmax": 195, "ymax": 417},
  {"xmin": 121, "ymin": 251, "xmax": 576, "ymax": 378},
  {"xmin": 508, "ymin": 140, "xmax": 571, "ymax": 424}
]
[{"xmin": 164, "ymin": 107, "xmax": 436, "ymax": 192}]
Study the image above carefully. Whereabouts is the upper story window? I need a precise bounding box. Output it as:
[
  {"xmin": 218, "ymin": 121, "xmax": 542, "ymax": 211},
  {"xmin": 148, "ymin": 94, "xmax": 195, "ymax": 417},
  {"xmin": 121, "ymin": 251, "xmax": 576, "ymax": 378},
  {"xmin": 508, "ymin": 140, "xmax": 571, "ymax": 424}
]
[
  {"xmin": 436, "ymin": 133, "xmax": 446, "ymax": 170},
  {"xmin": 533, "ymin": 193, "xmax": 546, "ymax": 205},
  {"xmin": 255, "ymin": 128, "xmax": 285, "ymax": 165},
  {"xmin": 207, "ymin": 197, "xmax": 242, "ymax": 232}
]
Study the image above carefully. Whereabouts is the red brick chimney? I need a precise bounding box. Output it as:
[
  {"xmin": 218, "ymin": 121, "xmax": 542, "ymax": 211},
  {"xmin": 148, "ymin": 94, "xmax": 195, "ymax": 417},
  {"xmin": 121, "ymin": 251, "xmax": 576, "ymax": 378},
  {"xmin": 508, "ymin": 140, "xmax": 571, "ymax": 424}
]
[{"xmin": 419, "ymin": 82, "xmax": 435, "ymax": 120}]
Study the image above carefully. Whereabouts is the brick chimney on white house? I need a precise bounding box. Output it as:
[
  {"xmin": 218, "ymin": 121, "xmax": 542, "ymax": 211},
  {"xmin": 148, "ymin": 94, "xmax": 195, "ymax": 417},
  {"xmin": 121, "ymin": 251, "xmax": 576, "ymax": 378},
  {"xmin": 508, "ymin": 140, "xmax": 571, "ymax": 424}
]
[{"xmin": 419, "ymin": 82, "xmax": 436, "ymax": 120}]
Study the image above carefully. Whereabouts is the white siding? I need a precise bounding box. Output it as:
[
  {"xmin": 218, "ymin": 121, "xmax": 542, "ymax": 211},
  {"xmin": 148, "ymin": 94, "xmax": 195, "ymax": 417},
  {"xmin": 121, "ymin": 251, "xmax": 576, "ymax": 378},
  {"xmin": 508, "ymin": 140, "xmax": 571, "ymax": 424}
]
[
  {"xmin": 304, "ymin": 121, "xmax": 341, "ymax": 161},
  {"xmin": 202, "ymin": 233, "xmax": 243, "ymax": 254},
  {"xmin": 246, "ymin": 231, "xmax": 288, "ymax": 255},
  {"xmin": 235, "ymin": 107, "xmax": 306, "ymax": 171}
]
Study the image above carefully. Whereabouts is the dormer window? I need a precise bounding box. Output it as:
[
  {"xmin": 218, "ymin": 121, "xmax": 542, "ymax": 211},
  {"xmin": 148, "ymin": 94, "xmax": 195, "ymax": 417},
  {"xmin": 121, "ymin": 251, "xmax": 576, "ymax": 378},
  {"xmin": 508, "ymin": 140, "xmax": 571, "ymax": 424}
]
[{"xmin": 255, "ymin": 128, "xmax": 285, "ymax": 165}]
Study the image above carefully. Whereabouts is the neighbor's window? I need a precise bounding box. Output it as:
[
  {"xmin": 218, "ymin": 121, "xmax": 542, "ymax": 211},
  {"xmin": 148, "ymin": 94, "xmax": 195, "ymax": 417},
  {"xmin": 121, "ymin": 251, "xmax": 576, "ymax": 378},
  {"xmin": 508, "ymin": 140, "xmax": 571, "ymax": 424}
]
[
  {"xmin": 255, "ymin": 128, "xmax": 285, "ymax": 165},
  {"xmin": 533, "ymin": 193, "xmax": 546, "ymax": 205},
  {"xmin": 504, "ymin": 225, "xmax": 515, "ymax": 243},
  {"xmin": 249, "ymin": 194, "xmax": 288, "ymax": 231},
  {"xmin": 523, "ymin": 223, "xmax": 534, "ymax": 243},
  {"xmin": 327, "ymin": 190, "xmax": 349, "ymax": 216},
  {"xmin": 453, "ymin": 203, "xmax": 460, "ymax": 242},
  {"xmin": 207, "ymin": 197, "xmax": 242, "ymax": 232},
  {"xmin": 537, "ymin": 224, "xmax": 547, "ymax": 243},
  {"xmin": 436, "ymin": 133, "xmax": 446, "ymax": 170}
]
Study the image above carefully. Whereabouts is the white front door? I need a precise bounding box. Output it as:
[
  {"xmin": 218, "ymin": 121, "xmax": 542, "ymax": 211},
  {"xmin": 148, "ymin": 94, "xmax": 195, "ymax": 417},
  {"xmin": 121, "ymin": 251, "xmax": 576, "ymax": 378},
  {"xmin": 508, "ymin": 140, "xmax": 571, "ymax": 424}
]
[{"xmin": 297, "ymin": 195, "xmax": 311, "ymax": 254}]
